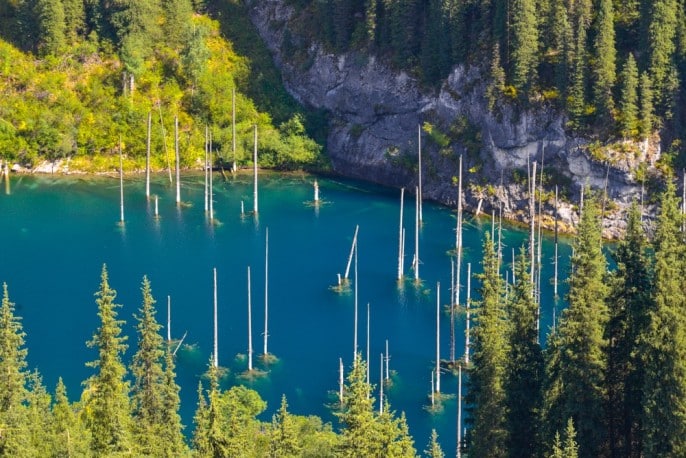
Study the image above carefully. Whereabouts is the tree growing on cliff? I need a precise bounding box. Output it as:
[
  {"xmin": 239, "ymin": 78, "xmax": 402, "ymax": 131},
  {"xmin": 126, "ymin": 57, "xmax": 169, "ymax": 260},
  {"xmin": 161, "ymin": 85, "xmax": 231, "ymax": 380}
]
[
  {"xmin": 619, "ymin": 54, "xmax": 639, "ymax": 138},
  {"xmin": 510, "ymin": 0, "xmax": 539, "ymax": 95},
  {"xmin": 592, "ymin": 0, "xmax": 616, "ymax": 122}
]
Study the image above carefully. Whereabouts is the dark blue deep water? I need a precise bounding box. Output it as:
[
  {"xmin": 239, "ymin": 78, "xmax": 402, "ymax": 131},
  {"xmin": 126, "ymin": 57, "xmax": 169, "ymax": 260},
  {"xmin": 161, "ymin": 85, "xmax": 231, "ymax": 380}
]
[{"xmin": 0, "ymin": 172, "xmax": 571, "ymax": 454}]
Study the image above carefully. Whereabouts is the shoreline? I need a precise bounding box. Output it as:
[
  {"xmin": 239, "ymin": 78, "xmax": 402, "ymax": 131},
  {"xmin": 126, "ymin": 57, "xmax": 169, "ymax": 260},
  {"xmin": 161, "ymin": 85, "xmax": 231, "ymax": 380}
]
[{"xmin": 0, "ymin": 158, "xmax": 621, "ymax": 243}]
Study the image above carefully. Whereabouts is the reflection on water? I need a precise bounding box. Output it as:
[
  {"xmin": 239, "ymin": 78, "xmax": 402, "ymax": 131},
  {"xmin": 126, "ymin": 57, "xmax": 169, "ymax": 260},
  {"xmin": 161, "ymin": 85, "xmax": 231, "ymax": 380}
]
[{"xmin": 0, "ymin": 172, "xmax": 572, "ymax": 452}]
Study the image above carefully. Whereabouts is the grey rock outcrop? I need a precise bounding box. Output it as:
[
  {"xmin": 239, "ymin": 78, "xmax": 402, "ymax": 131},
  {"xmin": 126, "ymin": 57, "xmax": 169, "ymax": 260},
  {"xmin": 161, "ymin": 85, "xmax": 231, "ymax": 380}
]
[{"xmin": 246, "ymin": 0, "xmax": 656, "ymax": 238}]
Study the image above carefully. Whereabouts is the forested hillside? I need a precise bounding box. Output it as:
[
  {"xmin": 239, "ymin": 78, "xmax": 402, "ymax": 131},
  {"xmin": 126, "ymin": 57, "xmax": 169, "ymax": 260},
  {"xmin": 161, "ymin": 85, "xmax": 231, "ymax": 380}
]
[
  {"xmin": 295, "ymin": 0, "xmax": 686, "ymax": 174},
  {"xmin": 0, "ymin": 0, "xmax": 325, "ymax": 170}
]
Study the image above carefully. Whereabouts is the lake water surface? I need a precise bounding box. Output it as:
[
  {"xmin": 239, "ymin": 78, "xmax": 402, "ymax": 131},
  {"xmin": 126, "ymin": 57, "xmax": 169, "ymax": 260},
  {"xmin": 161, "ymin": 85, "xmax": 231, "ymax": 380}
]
[{"xmin": 0, "ymin": 172, "xmax": 571, "ymax": 454}]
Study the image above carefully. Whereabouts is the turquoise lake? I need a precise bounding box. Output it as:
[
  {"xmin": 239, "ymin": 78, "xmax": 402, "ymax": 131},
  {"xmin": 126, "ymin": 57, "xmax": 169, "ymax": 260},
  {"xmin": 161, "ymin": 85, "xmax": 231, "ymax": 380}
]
[{"xmin": 0, "ymin": 172, "xmax": 571, "ymax": 454}]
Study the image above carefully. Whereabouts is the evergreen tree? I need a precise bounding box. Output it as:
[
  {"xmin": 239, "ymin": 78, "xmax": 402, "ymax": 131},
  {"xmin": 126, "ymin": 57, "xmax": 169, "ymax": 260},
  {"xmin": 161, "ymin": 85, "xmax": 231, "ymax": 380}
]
[
  {"xmin": 62, "ymin": 0, "xmax": 85, "ymax": 43},
  {"xmin": 550, "ymin": 418, "xmax": 579, "ymax": 458},
  {"xmin": 82, "ymin": 264, "xmax": 133, "ymax": 456},
  {"xmin": 567, "ymin": 19, "xmax": 587, "ymax": 127},
  {"xmin": 52, "ymin": 378, "xmax": 91, "ymax": 457},
  {"xmin": 159, "ymin": 346, "xmax": 188, "ymax": 457},
  {"xmin": 510, "ymin": 0, "xmax": 539, "ymax": 94},
  {"xmin": 388, "ymin": 0, "xmax": 418, "ymax": 66},
  {"xmin": 192, "ymin": 360, "xmax": 223, "ymax": 456},
  {"xmin": 543, "ymin": 194, "xmax": 609, "ymax": 457},
  {"xmin": 25, "ymin": 371, "xmax": 53, "ymax": 456},
  {"xmin": 618, "ymin": 54, "xmax": 639, "ymax": 138},
  {"xmin": 639, "ymin": 72, "xmax": 654, "ymax": 139},
  {"xmin": 419, "ymin": 0, "xmax": 450, "ymax": 84},
  {"xmin": 467, "ymin": 231, "xmax": 508, "ymax": 458},
  {"xmin": 109, "ymin": 0, "xmax": 162, "ymax": 74},
  {"xmin": 378, "ymin": 410, "xmax": 415, "ymax": 457},
  {"xmin": 162, "ymin": 0, "xmax": 192, "ymax": 49},
  {"xmin": 337, "ymin": 354, "xmax": 378, "ymax": 456},
  {"xmin": 193, "ymin": 360, "xmax": 266, "ymax": 456},
  {"xmin": 424, "ymin": 429, "xmax": 444, "ymax": 458},
  {"xmin": 487, "ymin": 43, "xmax": 506, "ymax": 112},
  {"xmin": 191, "ymin": 379, "xmax": 211, "ymax": 455},
  {"xmin": 641, "ymin": 180, "xmax": 686, "ymax": 456},
  {"xmin": 363, "ymin": 0, "xmax": 377, "ymax": 45},
  {"xmin": 35, "ymin": 0, "xmax": 66, "ymax": 55},
  {"xmin": 605, "ymin": 201, "xmax": 651, "ymax": 457},
  {"xmin": 647, "ymin": 0, "xmax": 678, "ymax": 107},
  {"xmin": 269, "ymin": 395, "xmax": 301, "ymax": 457},
  {"xmin": 592, "ymin": 0, "xmax": 616, "ymax": 122},
  {"xmin": 505, "ymin": 248, "xmax": 544, "ymax": 457},
  {"xmin": 130, "ymin": 276, "xmax": 166, "ymax": 455},
  {"xmin": 0, "ymin": 283, "xmax": 32, "ymax": 456},
  {"xmin": 548, "ymin": 0, "xmax": 573, "ymax": 95},
  {"xmin": 181, "ymin": 24, "xmax": 210, "ymax": 90}
]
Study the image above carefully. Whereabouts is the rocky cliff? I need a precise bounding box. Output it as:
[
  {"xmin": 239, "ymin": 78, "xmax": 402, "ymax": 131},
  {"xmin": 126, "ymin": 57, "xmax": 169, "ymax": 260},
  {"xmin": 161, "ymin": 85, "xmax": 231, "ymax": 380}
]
[{"xmin": 246, "ymin": 0, "xmax": 659, "ymax": 238}]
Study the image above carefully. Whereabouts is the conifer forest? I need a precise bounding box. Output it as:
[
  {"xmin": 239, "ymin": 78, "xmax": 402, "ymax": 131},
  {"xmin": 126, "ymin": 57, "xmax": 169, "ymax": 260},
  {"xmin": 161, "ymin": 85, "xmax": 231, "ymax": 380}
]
[{"xmin": 1, "ymin": 0, "xmax": 686, "ymax": 457}]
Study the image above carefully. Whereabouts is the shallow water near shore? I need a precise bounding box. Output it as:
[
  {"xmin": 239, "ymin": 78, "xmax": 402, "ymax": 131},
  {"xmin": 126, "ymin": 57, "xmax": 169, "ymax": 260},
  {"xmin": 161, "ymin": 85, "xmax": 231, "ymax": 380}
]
[{"xmin": 0, "ymin": 172, "xmax": 571, "ymax": 453}]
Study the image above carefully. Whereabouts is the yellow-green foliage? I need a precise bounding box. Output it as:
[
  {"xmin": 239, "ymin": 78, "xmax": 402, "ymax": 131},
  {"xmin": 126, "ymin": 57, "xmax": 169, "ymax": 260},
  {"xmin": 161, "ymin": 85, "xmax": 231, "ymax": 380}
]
[{"xmin": 0, "ymin": 15, "xmax": 323, "ymax": 172}]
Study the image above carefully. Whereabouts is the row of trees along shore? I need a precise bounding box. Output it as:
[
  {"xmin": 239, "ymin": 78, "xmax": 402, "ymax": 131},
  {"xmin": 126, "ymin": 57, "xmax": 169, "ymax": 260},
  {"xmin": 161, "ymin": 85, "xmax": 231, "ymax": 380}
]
[
  {"xmin": 467, "ymin": 179, "xmax": 686, "ymax": 457},
  {"xmin": 0, "ymin": 0, "xmax": 326, "ymax": 170},
  {"xmin": 301, "ymin": 0, "xmax": 686, "ymax": 171},
  {"xmin": 1, "ymin": 180, "xmax": 684, "ymax": 457}
]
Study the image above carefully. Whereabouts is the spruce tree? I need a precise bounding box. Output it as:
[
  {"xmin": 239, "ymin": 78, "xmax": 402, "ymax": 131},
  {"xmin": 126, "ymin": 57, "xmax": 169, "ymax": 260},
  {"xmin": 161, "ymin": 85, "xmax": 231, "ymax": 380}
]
[
  {"xmin": 505, "ymin": 248, "xmax": 543, "ymax": 457},
  {"xmin": 52, "ymin": 378, "xmax": 91, "ymax": 457},
  {"xmin": 192, "ymin": 360, "xmax": 226, "ymax": 456},
  {"xmin": 25, "ymin": 371, "xmax": 53, "ymax": 456},
  {"xmin": 647, "ymin": 0, "xmax": 678, "ymax": 107},
  {"xmin": 162, "ymin": 0, "xmax": 192, "ymax": 49},
  {"xmin": 191, "ymin": 379, "xmax": 211, "ymax": 455},
  {"xmin": 83, "ymin": 264, "xmax": 133, "ymax": 455},
  {"xmin": 592, "ymin": 0, "xmax": 616, "ymax": 122},
  {"xmin": 487, "ymin": 43, "xmax": 506, "ymax": 112},
  {"xmin": 419, "ymin": 0, "xmax": 449, "ymax": 84},
  {"xmin": 618, "ymin": 54, "xmax": 639, "ymax": 138},
  {"xmin": 0, "ymin": 283, "xmax": 32, "ymax": 456},
  {"xmin": 467, "ymin": 231, "xmax": 508, "ymax": 458},
  {"xmin": 548, "ymin": 0, "xmax": 573, "ymax": 93},
  {"xmin": 641, "ymin": 180, "xmax": 686, "ymax": 456},
  {"xmin": 337, "ymin": 354, "xmax": 378, "ymax": 457},
  {"xmin": 605, "ymin": 201, "xmax": 651, "ymax": 457},
  {"xmin": 130, "ymin": 276, "xmax": 166, "ymax": 455},
  {"xmin": 269, "ymin": 395, "xmax": 301, "ymax": 457},
  {"xmin": 159, "ymin": 346, "xmax": 188, "ymax": 457},
  {"xmin": 639, "ymin": 72, "xmax": 653, "ymax": 139},
  {"xmin": 510, "ymin": 0, "xmax": 539, "ymax": 95},
  {"xmin": 424, "ymin": 429, "xmax": 444, "ymax": 458},
  {"xmin": 35, "ymin": 0, "xmax": 66, "ymax": 55},
  {"xmin": 550, "ymin": 419, "xmax": 579, "ymax": 458},
  {"xmin": 543, "ymin": 193, "xmax": 609, "ymax": 457},
  {"xmin": 62, "ymin": 0, "xmax": 85, "ymax": 43},
  {"xmin": 567, "ymin": 19, "xmax": 587, "ymax": 128}
]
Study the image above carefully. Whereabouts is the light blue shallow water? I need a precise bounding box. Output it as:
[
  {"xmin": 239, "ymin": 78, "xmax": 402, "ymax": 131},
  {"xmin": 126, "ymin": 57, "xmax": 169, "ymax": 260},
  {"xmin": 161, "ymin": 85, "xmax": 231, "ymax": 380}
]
[{"xmin": 0, "ymin": 172, "xmax": 571, "ymax": 454}]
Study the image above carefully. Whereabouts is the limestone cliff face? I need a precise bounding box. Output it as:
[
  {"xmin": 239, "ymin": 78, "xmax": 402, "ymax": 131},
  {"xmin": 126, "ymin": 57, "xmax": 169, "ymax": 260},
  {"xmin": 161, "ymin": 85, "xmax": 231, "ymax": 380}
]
[{"xmin": 246, "ymin": 0, "xmax": 656, "ymax": 238}]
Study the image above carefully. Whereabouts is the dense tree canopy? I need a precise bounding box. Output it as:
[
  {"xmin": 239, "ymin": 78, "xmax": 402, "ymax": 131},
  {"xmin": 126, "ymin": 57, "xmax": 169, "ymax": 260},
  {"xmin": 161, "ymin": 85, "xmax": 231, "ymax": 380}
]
[
  {"xmin": 298, "ymin": 0, "xmax": 686, "ymax": 167},
  {"xmin": 0, "ymin": 0, "xmax": 326, "ymax": 172}
]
